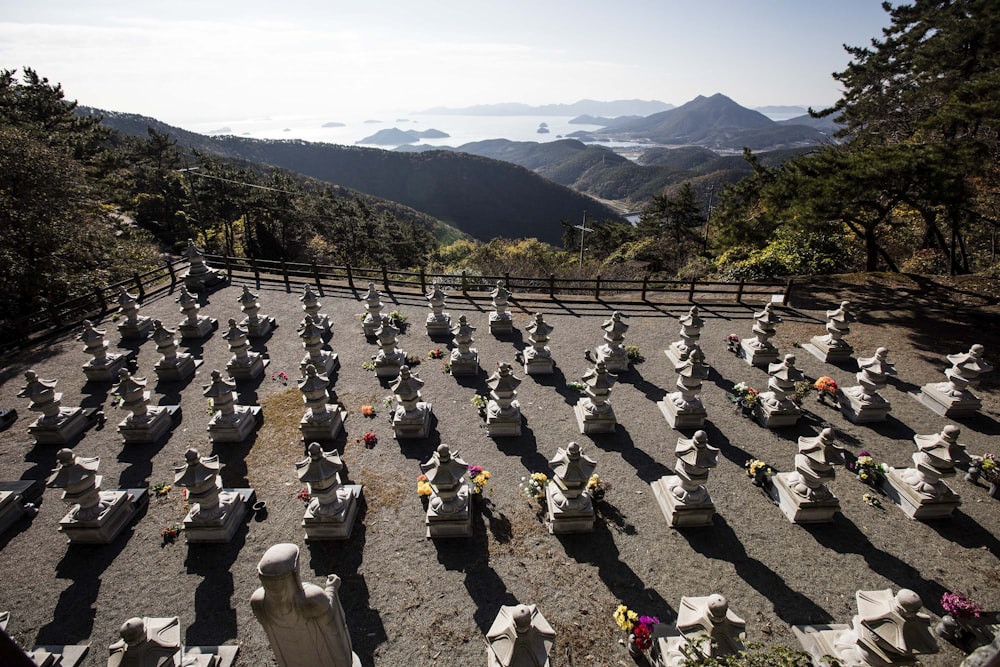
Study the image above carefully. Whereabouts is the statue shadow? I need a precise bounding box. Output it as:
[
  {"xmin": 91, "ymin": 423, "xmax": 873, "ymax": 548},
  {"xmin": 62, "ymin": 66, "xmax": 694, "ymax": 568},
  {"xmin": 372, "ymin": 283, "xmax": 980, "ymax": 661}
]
[
  {"xmin": 213, "ymin": 433, "xmax": 258, "ymax": 488},
  {"xmin": 247, "ymin": 328, "xmax": 274, "ymax": 348},
  {"xmin": 586, "ymin": 426, "xmax": 671, "ymax": 483},
  {"xmin": 117, "ymin": 431, "xmax": 173, "ymax": 488},
  {"xmin": 434, "ymin": 527, "xmax": 519, "ymax": 633},
  {"xmin": 886, "ymin": 374, "xmax": 920, "ymax": 394},
  {"xmin": 395, "ymin": 422, "xmax": 441, "ymax": 464},
  {"xmin": 594, "ymin": 498, "xmax": 637, "ymax": 536},
  {"xmin": 183, "ymin": 524, "xmax": 247, "ymax": 646},
  {"xmin": 233, "ymin": 372, "xmax": 265, "ymax": 396},
  {"xmin": 857, "ymin": 414, "xmax": 918, "ymax": 440},
  {"xmin": 21, "ymin": 445, "xmax": 62, "ymax": 486},
  {"xmin": 479, "ymin": 496, "xmax": 513, "ymax": 544},
  {"xmin": 452, "ymin": 368, "xmax": 485, "ymax": 389},
  {"xmin": 802, "ymin": 513, "xmax": 951, "ymax": 604},
  {"xmin": 36, "ymin": 525, "xmax": 138, "ymax": 644},
  {"xmin": 559, "ymin": 520, "xmax": 675, "ymax": 623},
  {"xmin": 306, "ymin": 498, "xmax": 387, "ymax": 667},
  {"xmin": 681, "ymin": 514, "xmax": 834, "ymax": 625},
  {"xmin": 493, "ymin": 423, "xmax": 551, "ymax": 476},
  {"xmin": 616, "ymin": 367, "xmax": 667, "ymax": 403},
  {"xmin": 925, "ymin": 509, "xmax": 1000, "ymax": 559},
  {"xmin": 946, "ymin": 410, "xmax": 1000, "ymax": 437},
  {"xmin": 154, "ymin": 369, "xmax": 199, "ymax": 396}
]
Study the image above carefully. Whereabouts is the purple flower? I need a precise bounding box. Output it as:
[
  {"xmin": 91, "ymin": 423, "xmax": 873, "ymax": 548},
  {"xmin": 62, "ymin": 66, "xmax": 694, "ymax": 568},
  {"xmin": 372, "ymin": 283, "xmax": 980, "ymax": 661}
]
[
  {"xmin": 858, "ymin": 450, "xmax": 871, "ymax": 457},
  {"xmin": 638, "ymin": 615, "xmax": 659, "ymax": 627},
  {"xmin": 468, "ymin": 465, "xmax": 483, "ymax": 476}
]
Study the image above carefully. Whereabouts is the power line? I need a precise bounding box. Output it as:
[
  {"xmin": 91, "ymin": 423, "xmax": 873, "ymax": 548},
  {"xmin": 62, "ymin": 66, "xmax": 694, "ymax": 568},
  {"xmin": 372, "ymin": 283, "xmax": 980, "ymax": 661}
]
[{"xmin": 175, "ymin": 168, "xmax": 299, "ymax": 195}]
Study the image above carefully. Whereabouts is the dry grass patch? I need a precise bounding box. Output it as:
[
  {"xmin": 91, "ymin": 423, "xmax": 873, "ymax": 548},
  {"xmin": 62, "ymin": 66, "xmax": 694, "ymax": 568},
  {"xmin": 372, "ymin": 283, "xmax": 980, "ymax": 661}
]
[
  {"xmin": 359, "ymin": 465, "xmax": 408, "ymax": 516},
  {"xmin": 246, "ymin": 387, "xmax": 303, "ymax": 491}
]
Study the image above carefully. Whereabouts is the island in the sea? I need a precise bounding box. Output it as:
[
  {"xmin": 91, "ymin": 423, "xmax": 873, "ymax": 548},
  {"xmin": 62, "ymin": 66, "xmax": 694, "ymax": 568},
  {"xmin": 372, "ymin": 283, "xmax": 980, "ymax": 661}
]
[{"xmin": 357, "ymin": 127, "xmax": 450, "ymax": 145}]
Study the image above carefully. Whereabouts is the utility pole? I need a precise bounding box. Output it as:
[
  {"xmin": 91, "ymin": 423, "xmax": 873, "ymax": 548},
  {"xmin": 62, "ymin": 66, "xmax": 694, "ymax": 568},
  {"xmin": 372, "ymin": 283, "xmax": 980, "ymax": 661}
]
[{"xmin": 574, "ymin": 211, "xmax": 593, "ymax": 267}]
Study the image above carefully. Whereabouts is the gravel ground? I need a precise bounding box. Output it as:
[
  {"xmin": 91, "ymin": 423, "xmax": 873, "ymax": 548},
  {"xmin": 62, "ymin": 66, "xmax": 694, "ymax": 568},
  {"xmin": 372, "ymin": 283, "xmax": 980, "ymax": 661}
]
[{"xmin": 0, "ymin": 273, "xmax": 997, "ymax": 667}]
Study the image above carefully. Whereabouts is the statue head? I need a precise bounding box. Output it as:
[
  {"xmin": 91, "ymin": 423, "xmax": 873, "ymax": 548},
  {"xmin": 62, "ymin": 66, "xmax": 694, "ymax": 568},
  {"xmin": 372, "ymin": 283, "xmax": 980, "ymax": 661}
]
[
  {"xmin": 119, "ymin": 618, "xmax": 147, "ymax": 647},
  {"xmin": 257, "ymin": 543, "xmax": 303, "ymax": 599}
]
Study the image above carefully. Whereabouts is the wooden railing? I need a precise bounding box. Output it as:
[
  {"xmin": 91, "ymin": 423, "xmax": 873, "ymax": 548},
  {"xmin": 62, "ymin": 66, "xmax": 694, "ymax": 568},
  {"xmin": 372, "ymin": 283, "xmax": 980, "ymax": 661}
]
[{"xmin": 203, "ymin": 254, "xmax": 792, "ymax": 304}]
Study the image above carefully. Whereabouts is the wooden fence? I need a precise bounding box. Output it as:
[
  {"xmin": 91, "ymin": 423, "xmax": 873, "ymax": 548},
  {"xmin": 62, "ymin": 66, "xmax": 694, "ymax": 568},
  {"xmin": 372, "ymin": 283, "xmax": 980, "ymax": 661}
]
[{"xmin": 0, "ymin": 255, "xmax": 792, "ymax": 353}]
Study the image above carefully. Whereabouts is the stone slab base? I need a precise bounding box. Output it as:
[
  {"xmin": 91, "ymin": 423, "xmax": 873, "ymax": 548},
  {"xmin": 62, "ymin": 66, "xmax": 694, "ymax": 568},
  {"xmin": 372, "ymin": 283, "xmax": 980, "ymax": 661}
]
[
  {"xmin": 802, "ymin": 339, "xmax": 854, "ymax": 364},
  {"xmin": 658, "ymin": 398, "xmax": 707, "ymax": 430},
  {"xmin": 300, "ymin": 408, "xmax": 346, "ymax": 442},
  {"xmin": 840, "ymin": 391, "xmax": 891, "ymax": 423},
  {"xmin": 28, "ymin": 408, "xmax": 94, "ymax": 445},
  {"xmin": 374, "ymin": 361, "xmax": 402, "ymax": 379},
  {"xmin": 651, "ymin": 475, "xmax": 715, "ymax": 528},
  {"xmin": 185, "ymin": 645, "xmax": 239, "ymax": 667},
  {"xmin": 488, "ymin": 318, "xmax": 513, "ymax": 336},
  {"xmin": 574, "ymin": 403, "xmax": 616, "ymax": 434},
  {"xmin": 595, "ymin": 347, "xmax": 629, "ymax": 374},
  {"xmin": 393, "ymin": 404, "xmax": 433, "ymax": 439},
  {"xmin": 242, "ymin": 316, "xmax": 276, "ymax": 339},
  {"xmin": 769, "ymin": 473, "xmax": 840, "ymax": 523},
  {"xmin": 486, "ymin": 412, "xmax": 522, "ymax": 437},
  {"xmin": 882, "ymin": 467, "xmax": 961, "ymax": 520},
  {"xmin": 183, "ymin": 272, "xmax": 227, "ymax": 293},
  {"xmin": 792, "ymin": 624, "xmax": 852, "ymax": 667},
  {"xmin": 524, "ymin": 357, "xmax": 555, "ymax": 376},
  {"xmin": 362, "ymin": 320, "xmax": 380, "ymax": 337},
  {"xmin": 154, "ymin": 356, "xmax": 200, "ymax": 383},
  {"xmin": 82, "ymin": 356, "xmax": 128, "ymax": 383},
  {"xmin": 916, "ymin": 384, "xmax": 982, "ymax": 417},
  {"xmin": 426, "ymin": 320, "xmax": 452, "ymax": 338},
  {"xmin": 449, "ymin": 357, "xmax": 479, "ymax": 376},
  {"xmin": 303, "ymin": 485, "xmax": 362, "ymax": 540},
  {"xmin": 226, "ymin": 356, "xmax": 268, "ymax": 382},
  {"xmin": 118, "ymin": 318, "xmax": 153, "ymax": 340},
  {"xmin": 178, "ymin": 316, "xmax": 218, "ymax": 340},
  {"xmin": 545, "ymin": 488, "xmax": 595, "ymax": 534},
  {"xmin": 754, "ymin": 403, "xmax": 801, "ymax": 428},
  {"xmin": 207, "ymin": 406, "xmax": 262, "ymax": 444},
  {"xmin": 119, "ymin": 405, "xmax": 180, "ymax": 444},
  {"xmin": 426, "ymin": 509, "xmax": 472, "ymax": 538},
  {"xmin": 28, "ymin": 644, "xmax": 90, "ymax": 667},
  {"xmin": 59, "ymin": 488, "xmax": 147, "ymax": 544},
  {"xmin": 183, "ymin": 489, "xmax": 253, "ymax": 543},
  {"xmin": 741, "ymin": 341, "xmax": 778, "ymax": 367},
  {"xmin": 0, "ymin": 490, "xmax": 30, "ymax": 536},
  {"xmin": 300, "ymin": 353, "xmax": 338, "ymax": 378}
]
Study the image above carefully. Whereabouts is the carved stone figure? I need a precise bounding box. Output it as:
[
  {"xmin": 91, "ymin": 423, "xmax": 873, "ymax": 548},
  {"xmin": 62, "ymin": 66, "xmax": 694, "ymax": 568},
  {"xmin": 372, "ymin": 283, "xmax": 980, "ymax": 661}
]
[
  {"xmin": 78, "ymin": 319, "xmax": 127, "ymax": 382},
  {"xmin": 448, "ymin": 315, "xmax": 479, "ymax": 376},
  {"xmin": 546, "ymin": 442, "xmax": 597, "ymax": 533},
  {"xmin": 173, "ymin": 448, "xmax": 249, "ymax": 542},
  {"xmin": 489, "ymin": 281, "xmax": 514, "ymax": 335},
  {"xmin": 47, "ymin": 448, "xmax": 141, "ymax": 543},
  {"xmin": 251, "ymin": 543, "xmax": 361, "ymax": 667},
  {"xmin": 390, "ymin": 366, "xmax": 432, "ymax": 439},
  {"xmin": 223, "ymin": 318, "xmax": 266, "ymax": 381},
  {"xmin": 18, "ymin": 370, "xmax": 89, "ymax": 445},
  {"xmin": 298, "ymin": 365, "xmax": 345, "ymax": 442},
  {"xmin": 884, "ymin": 428, "xmax": 961, "ymax": 520},
  {"xmin": 296, "ymin": 443, "xmax": 361, "ymax": 540},
  {"xmin": 298, "ymin": 315, "xmax": 338, "ymax": 378},
  {"xmin": 595, "ymin": 311, "xmax": 630, "ymax": 372},
  {"xmin": 373, "ymin": 316, "xmax": 406, "ymax": 378},
  {"xmin": 651, "ymin": 431, "xmax": 719, "ymax": 528},
  {"xmin": 653, "ymin": 594, "xmax": 745, "ymax": 667},
  {"xmin": 116, "ymin": 288, "xmax": 152, "ymax": 340},
  {"xmin": 770, "ymin": 428, "xmax": 845, "ymax": 523},
  {"xmin": 574, "ymin": 361, "xmax": 617, "ymax": 434},
  {"xmin": 176, "ymin": 285, "xmax": 216, "ymax": 339},
  {"xmin": 523, "ymin": 313, "xmax": 555, "ymax": 375},
  {"xmin": 361, "ymin": 283, "xmax": 383, "ymax": 337},
  {"xmin": 237, "ymin": 285, "xmax": 276, "ymax": 338},
  {"xmin": 806, "ymin": 300, "xmax": 854, "ymax": 363},
  {"xmin": 755, "ymin": 354, "xmax": 803, "ymax": 428},
  {"xmin": 841, "ymin": 347, "xmax": 896, "ymax": 423},
  {"xmin": 299, "ymin": 284, "xmax": 330, "ymax": 332},
  {"xmin": 420, "ymin": 444, "xmax": 471, "ymax": 538},
  {"xmin": 110, "ymin": 369, "xmax": 178, "ymax": 444},
  {"xmin": 659, "ymin": 353, "xmax": 708, "ymax": 429},
  {"xmin": 919, "ymin": 344, "xmax": 993, "ymax": 417},
  {"xmin": 485, "ymin": 362, "xmax": 522, "ymax": 437},
  {"xmin": 203, "ymin": 370, "xmax": 261, "ymax": 443},
  {"xmin": 181, "ymin": 239, "xmax": 226, "ymax": 292},
  {"xmin": 425, "ymin": 283, "xmax": 451, "ymax": 337},
  {"xmin": 741, "ymin": 302, "xmax": 781, "ymax": 366},
  {"xmin": 486, "ymin": 604, "xmax": 555, "ymax": 667},
  {"xmin": 666, "ymin": 306, "xmax": 704, "ymax": 369}
]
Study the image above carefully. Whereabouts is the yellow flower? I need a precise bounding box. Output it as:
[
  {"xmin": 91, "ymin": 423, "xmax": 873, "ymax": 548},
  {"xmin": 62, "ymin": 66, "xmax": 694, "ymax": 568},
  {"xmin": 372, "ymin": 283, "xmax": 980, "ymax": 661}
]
[
  {"xmin": 614, "ymin": 605, "xmax": 635, "ymax": 631},
  {"xmin": 417, "ymin": 481, "xmax": 433, "ymax": 496}
]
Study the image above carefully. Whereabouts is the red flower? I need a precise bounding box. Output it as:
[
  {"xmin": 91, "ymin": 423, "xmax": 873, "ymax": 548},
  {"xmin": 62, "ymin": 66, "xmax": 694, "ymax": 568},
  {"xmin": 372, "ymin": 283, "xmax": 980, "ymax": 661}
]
[{"xmin": 631, "ymin": 623, "xmax": 652, "ymax": 651}]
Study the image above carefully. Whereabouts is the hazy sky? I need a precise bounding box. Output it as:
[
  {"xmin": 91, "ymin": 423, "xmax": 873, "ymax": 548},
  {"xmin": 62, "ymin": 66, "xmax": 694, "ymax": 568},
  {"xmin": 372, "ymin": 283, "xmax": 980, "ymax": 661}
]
[{"xmin": 2, "ymin": 0, "xmax": 891, "ymax": 127}]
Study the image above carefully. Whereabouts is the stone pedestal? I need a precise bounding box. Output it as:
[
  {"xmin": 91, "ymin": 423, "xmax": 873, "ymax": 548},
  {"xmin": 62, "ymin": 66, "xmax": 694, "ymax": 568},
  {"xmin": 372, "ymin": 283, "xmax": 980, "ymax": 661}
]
[
  {"xmin": 223, "ymin": 319, "xmax": 267, "ymax": 381},
  {"xmin": 659, "ymin": 355, "xmax": 708, "ymax": 429},
  {"xmin": 883, "ymin": 467, "xmax": 961, "ymax": 520},
  {"xmin": 176, "ymin": 285, "xmax": 217, "ymax": 340},
  {"xmin": 391, "ymin": 365, "xmax": 432, "ymax": 439},
  {"xmin": 298, "ymin": 316, "xmax": 338, "ymax": 378},
  {"xmin": 181, "ymin": 239, "xmax": 226, "ymax": 292},
  {"xmin": 486, "ymin": 604, "xmax": 555, "ymax": 667},
  {"xmin": 116, "ymin": 288, "xmax": 153, "ymax": 341},
  {"xmin": 524, "ymin": 313, "xmax": 555, "ymax": 375},
  {"xmin": 485, "ymin": 363, "xmax": 522, "ymax": 437},
  {"xmin": 204, "ymin": 370, "xmax": 262, "ymax": 444},
  {"xmin": 754, "ymin": 354, "xmax": 803, "ymax": 428},
  {"xmin": 594, "ymin": 311, "xmax": 630, "ymax": 373},
  {"xmin": 804, "ymin": 300, "xmax": 854, "ymax": 363},
  {"xmin": 769, "ymin": 473, "xmax": 840, "ymax": 523},
  {"xmin": 151, "ymin": 320, "xmax": 199, "ymax": 383},
  {"xmin": 297, "ymin": 443, "xmax": 361, "ymax": 541},
  {"xmin": 768, "ymin": 428, "xmax": 844, "ymax": 523},
  {"xmin": 741, "ymin": 302, "xmax": 781, "ymax": 367},
  {"xmin": 298, "ymin": 365, "xmax": 345, "ymax": 442},
  {"xmin": 545, "ymin": 442, "xmax": 596, "ymax": 534},
  {"xmin": 238, "ymin": 285, "xmax": 276, "ymax": 338},
  {"xmin": 107, "ymin": 616, "xmax": 237, "ymax": 667},
  {"xmin": 489, "ymin": 281, "xmax": 514, "ymax": 335},
  {"xmin": 651, "ymin": 475, "xmax": 715, "ymax": 528},
  {"xmin": 421, "ymin": 445, "xmax": 472, "ymax": 538},
  {"xmin": 18, "ymin": 370, "xmax": 90, "ymax": 445},
  {"xmin": 27, "ymin": 644, "xmax": 90, "ymax": 667},
  {"xmin": 0, "ymin": 486, "xmax": 37, "ymax": 536},
  {"xmin": 574, "ymin": 361, "xmax": 616, "ymax": 434},
  {"xmin": 918, "ymin": 344, "xmax": 993, "ymax": 418},
  {"xmin": 841, "ymin": 389, "xmax": 893, "ymax": 423},
  {"xmin": 78, "ymin": 320, "xmax": 128, "ymax": 383},
  {"xmin": 666, "ymin": 306, "xmax": 703, "ymax": 368},
  {"xmin": 175, "ymin": 448, "xmax": 252, "ymax": 543},
  {"xmin": 449, "ymin": 315, "xmax": 479, "ymax": 376},
  {"xmin": 653, "ymin": 595, "xmax": 745, "ymax": 667},
  {"xmin": 373, "ymin": 317, "xmax": 405, "ymax": 379},
  {"xmin": 425, "ymin": 284, "xmax": 452, "ymax": 338},
  {"xmin": 117, "ymin": 407, "xmax": 179, "ymax": 445}
]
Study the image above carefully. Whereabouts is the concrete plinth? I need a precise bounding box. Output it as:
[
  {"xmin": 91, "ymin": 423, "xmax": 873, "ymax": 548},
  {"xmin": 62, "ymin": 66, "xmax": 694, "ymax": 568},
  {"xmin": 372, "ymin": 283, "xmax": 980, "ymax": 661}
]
[
  {"xmin": 754, "ymin": 400, "xmax": 801, "ymax": 428},
  {"xmin": 917, "ymin": 383, "xmax": 983, "ymax": 417},
  {"xmin": 426, "ymin": 505, "xmax": 472, "ymax": 538},
  {"xmin": 178, "ymin": 316, "xmax": 217, "ymax": 340},
  {"xmin": 768, "ymin": 473, "xmax": 840, "ymax": 523},
  {"xmin": 803, "ymin": 338, "xmax": 854, "ymax": 364},
  {"xmin": 0, "ymin": 490, "xmax": 31, "ymax": 535},
  {"xmin": 28, "ymin": 408, "xmax": 93, "ymax": 445},
  {"xmin": 651, "ymin": 475, "xmax": 715, "ymax": 528},
  {"xmin": 300, "ymin": 352, "xmax": 339, "ymax": 379},
  {"xmin": 792, "ymin": 624, "xmax": 853, "ymax": 667},
  {"xmin": 299, "ymin": 408, "xmax": 346, "ymax": 442},
  {"xmin": 840, "ymin": 389, "xmax": 892, "ymax": 423},
  {"xmin": 207, "ymin": 406, "xmax": 262, "ymax": 443},
  {"xmin": 574, "ymin": 402, "xmax": 616, "ymax": 434},
  {"xmin": 82, "ymin": 356, "xmax": 128, "ymax": 383},
  {"xmin": 741, "ymin": 341, "xmax": 778, "ymax": 367},
  {"xmin": 658, "ymin": 397, "xmax": 707, "ymax": 429},
  {"xmin": 486, "ymin": 409, "xmax": 522, "ymax": 437},
  {"xmin": 27, "ymin": 644, "xmax": 90, "ymax": 667},
  {"xmin": 882, "ymin": 467, "xmax": 961, "ymax": 520},
  {"xmin": 524, "ymin": 355, "xmax": 555, "ymax": 376},
  {"xmin": 426, "ymin": 318, "xmax": 451, "ymax": 338},
  {"xmin": 154, "ymin": 356, "xmax": 200, "ymax": 383},
  {"xmin": 374, "ymin": 356, "xmax": 404, "ymax": 379},
  {"xmin": 302, "ymin": 485, "xmax": 362, "ymax": 540},
  {"xmin": 118, "ymin": 317, "xmax": 153, "ymax": 341},
  {"xmin": 489, "ymin": 314, "xmax": 513, "ymax": 335},
  {"xmin": 595, "ymin": 346, "xmax": 629, "ymax": 373},
  {"xmin": 449, "ymin": 355, "xmax": 479, "ymax": 377},
  {"xmin": 393, "ymin": 403, "xmax": 433, "ymax": 439},
  {"xmin": 118, "ymin": 405, "xmax": 180, "ymax": 444},
  {"xmin": 58, "ymin": 488, "xmax": 147, "ymax": 543},
  {"xmin": 241, "ymin": 316, "xmax": 276, "ymax": 339},
  {"xmin": 226, "ymin": 355, "xmax": 268, "ymax": 382},
  {"xmin": 545, "ymin": 487, "xmax": 595, "ymax": 534},
  {"xmin": 183, "ymin": 488, "xmax": 253, "ymax": 543}
]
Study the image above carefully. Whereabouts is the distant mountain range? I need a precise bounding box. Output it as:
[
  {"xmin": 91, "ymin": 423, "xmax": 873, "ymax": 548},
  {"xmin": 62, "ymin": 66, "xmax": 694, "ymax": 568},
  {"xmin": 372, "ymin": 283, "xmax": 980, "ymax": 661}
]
[
  {"xmin": 415, "ymin": 99, "xmax": 674, "ymax": 117},
  {"xmin": 80, "ymin": 108, "xmax": 622, "ymax": 245}
]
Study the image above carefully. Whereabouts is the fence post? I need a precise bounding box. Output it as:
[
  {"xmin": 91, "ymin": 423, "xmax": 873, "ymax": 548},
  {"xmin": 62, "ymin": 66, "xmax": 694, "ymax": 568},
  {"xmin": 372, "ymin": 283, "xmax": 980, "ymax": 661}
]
[
  {"xmin": 688, "ymin": 280, "xmax": 696, "ymax": 302},
  {"xmin": 94, "ymin": 287, "xmax": 108, "ymax": 314},
  {"xmin": 280, "ymin": 260, "xmax": 290, "ymax": 290},
  {"xmin": 459, "ymin": 270, "xmax": 468, "ymax": 295},
  {"xmin": 224, "ymin": 255, "xmax": 233, "ymax": 280},
  {"xmin": 783, "ymin": 279, "xmax": 794, "ymax": 306},
  {"xmin": 418, "ymin": 268, "xmax": 426, "ymax": 294},
  {"xmin": 312, "ymin": 262, "xmax": 322, "ymax": 291},
  {"xmin": 504, "ymin": 272, "xmax": 510, "ymax": 289},
  {"xmin": 48, "ymin": 305, "xmax": 60, "ymax": 328},
  {"xmin": 736, "ymin": 278, "xmax": 745, "ymax": 303},
  {"xmin": 133, "ymin": 273, "xmax": 145, "ymax": 300},
  {"xmin": 166, "ymin": 259, "xmax": 177, "ymax": 286},
  {"xmin": 595, "ymin": 275, "xmax": 601, "ymax": 299},
  {"xmin": 549, "ymin": 274, "xmax": 556, "ymax": 298},
  {"xmin": 250, "ymin": 257, "xmax": 260, "ymax": 282},
  {"xmin": 641, "ymin": 275, "xmax": 649, "ymax": 301},
  {"xmin": 345, "ymin": 263, "xmax": 355, "ymax": 291},
  {"xmin": 382, "ymin": 266, "xmax": 390, "ymax": 292}
]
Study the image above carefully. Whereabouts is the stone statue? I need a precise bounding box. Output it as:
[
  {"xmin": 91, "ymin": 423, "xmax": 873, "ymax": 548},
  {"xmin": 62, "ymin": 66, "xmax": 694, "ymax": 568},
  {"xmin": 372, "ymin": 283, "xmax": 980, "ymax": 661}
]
[
  {"xmin": 106, "ymin": 617, "xmax": 180, "ymax": 667},
  {"xmin": 486, "ymin": 604, "xmax": 555, "ymax": 667},
  {"xmin": 250, "ymin": 543, "xmax": 361, "ymax": 667}
]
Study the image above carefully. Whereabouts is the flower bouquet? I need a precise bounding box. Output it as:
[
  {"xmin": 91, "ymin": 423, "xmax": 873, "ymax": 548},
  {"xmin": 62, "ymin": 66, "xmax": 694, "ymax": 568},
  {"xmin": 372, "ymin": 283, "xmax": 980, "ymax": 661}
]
[
  {"xmin": 427, "ymin": 348, "xmax": 444, "ymax": 360},
  {"xmin": 847, "ymin": 451, "xmax": 887, "ymax": 486},
  {"xmin": 468, "ymin": 465, "xmax": 492, "ymax": 495},
  {"xmin": 587, "ymin": 474, "xmax": 611, "ymax": 502},
  {"xmin": 519, "ymin": 473, "xmax": 549, "ymax": 503},
  {"xmin": 745, "ymin": 458, "xmax": 774, "ymax": 487},
  {"xmin": 725, "ymin": 333, "xmax": 741, "ymax": 354},
  {"xmin": 296, "ymin": 488, "xmax": 312, "ymax": 504},
  {"xmin": 161, "ymin": 524, "xmax": 182, "ymax": 544},
  {"xmin": 814, "ymin": 376, "xmax": 839, "ymax": 405},
  {"xmin": 614, "ymin": 605, "xmax": 659, "ymax": 658},
  {"xmin": 731, "ymin": 382, "xmax": 760, "ymax": 415},
  {"xmin": 357, "ymin": 431, "xmax": 377, "ymax": 447}
]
